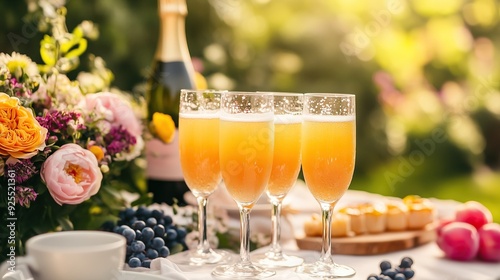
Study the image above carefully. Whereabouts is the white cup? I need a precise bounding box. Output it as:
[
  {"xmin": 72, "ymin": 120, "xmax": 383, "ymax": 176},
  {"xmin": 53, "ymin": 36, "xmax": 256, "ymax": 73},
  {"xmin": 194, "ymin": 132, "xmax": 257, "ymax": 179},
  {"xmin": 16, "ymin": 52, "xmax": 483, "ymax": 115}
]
[{"xmin": 16, "ymin": 230, "xmax": 126, "ymax": 280}]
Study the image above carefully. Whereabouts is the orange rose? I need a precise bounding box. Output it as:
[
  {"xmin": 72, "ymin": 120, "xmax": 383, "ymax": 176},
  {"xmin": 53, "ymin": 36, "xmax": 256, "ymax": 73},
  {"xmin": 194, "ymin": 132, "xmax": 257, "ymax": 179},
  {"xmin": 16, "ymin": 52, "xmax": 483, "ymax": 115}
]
[{"xmin": 0, "ymin": 92, "xmax": 48, "ymax": 159}]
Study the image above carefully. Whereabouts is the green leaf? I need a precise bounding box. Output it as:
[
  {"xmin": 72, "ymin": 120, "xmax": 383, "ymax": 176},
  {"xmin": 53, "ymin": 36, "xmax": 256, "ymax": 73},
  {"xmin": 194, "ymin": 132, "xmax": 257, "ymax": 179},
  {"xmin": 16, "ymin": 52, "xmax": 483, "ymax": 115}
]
[
  {"xmin": 57, "ymin": 216, "xmax": 74, "ymax": 231},
  {"xmin": 131, "ymin": 193, "xmax": 152, "ymax": 207}
]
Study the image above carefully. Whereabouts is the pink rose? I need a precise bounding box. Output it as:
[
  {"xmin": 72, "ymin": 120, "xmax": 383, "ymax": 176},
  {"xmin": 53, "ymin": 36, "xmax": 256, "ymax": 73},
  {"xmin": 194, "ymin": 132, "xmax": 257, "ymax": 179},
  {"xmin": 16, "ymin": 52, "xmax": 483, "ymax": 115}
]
[
  {"xmin": 80, "ymin": 92, "xmax": 142, "ymax": 137},
  {"xmin": 41, "ymin": 143, "xmax": 102, "ymax": 205}
]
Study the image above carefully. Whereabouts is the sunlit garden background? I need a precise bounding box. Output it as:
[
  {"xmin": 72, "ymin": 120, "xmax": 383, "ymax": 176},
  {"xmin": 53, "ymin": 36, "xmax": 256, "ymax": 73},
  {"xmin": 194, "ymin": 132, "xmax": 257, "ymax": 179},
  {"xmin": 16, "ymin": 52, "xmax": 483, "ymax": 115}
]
[{"xmin": 2, "ymin": 0, "xmax": 499, "ymax": 221}]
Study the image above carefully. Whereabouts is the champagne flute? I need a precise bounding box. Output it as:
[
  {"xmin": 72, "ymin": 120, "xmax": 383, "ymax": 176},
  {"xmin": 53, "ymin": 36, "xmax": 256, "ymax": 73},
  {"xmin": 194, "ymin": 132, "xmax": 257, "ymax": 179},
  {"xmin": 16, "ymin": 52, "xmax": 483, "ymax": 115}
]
[
  {"xmin": 212, "ymin": 91, "xmax": 276, "ymax": 279},
  {"xmin": 252, "ymin": 92, "xmax": 304, "ymax": 268},
  {"xmin": 173, "ymin": 89, "xmax": 232, "ymax": 265},
  {"xmin": 295, "ymin": 93, "xmax": 356, "ymax": 278}
]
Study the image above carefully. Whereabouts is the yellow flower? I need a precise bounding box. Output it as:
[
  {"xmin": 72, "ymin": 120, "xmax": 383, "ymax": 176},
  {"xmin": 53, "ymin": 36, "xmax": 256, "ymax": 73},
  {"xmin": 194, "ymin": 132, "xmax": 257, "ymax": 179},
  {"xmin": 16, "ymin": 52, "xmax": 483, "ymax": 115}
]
[
  {"xmin": 88, "ymin": 145, "xmax": 105, "ymax": 161},
  {"xmin": 0, "ymin": 92, "xmax": 48, "ymax": 159},
  {"xmin": 151, "ymin": 112, "xmax": 175, "ymax": 144},
  {"xmin": 195, "ymin": 71, "xmax": 207, "ymax": 90}
]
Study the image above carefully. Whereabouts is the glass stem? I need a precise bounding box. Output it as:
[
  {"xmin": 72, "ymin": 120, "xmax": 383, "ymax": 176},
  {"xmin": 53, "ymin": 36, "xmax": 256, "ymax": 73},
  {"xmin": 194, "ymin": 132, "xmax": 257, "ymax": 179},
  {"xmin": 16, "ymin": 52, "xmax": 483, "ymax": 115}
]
[
  {"xmin": 239, "ymin": 206, "xmax": 252, "ymax": 264},
  {"xmin": 319, "ymin": 203, "xmax": 335, "ymax": 264},
  {"xmin": 270, "ymin": 199, "xmax": 282, "ymax": 256},
  {"xmin": 196, "ymin": 196, "xmax": 211, "ymax": 254}
]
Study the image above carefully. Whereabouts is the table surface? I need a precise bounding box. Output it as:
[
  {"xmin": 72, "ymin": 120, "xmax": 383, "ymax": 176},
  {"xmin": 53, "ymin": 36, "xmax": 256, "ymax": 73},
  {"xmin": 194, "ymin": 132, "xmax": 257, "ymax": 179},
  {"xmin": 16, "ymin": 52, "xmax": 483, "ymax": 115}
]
[
  {"xmin": 168, "ymin": 243, "xmax": 500, "ymax": 280},
  {"xmin": 140, "ymin": 183, "xmax": 500, "ymax": 280}
]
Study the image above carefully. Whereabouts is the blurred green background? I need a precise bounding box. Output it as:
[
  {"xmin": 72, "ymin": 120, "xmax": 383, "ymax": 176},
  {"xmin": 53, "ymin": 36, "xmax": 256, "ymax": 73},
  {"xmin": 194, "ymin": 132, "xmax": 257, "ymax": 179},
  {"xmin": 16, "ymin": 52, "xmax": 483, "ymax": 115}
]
[{"xmin": 1, "ymin": 0, "xmax": 499, "ymax": 221}]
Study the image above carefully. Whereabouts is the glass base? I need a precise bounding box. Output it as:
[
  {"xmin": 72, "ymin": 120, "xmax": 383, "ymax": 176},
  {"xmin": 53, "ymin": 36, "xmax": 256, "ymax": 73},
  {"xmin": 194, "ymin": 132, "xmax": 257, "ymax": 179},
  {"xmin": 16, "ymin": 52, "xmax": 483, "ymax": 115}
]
[
  {"xmin": 212, "ymin": 262, "xmax": 276, "ymax": 279},
  {"xmin": 252, "ymin": 251, "xmax": 304, "ymax": 268},
  {"xmin": 168, "ymin": 248, "xmax": 233, "ymax": 266},
  {"xmin": 295, "ymin": 261, "xmax": 355, "ymax": 278}
]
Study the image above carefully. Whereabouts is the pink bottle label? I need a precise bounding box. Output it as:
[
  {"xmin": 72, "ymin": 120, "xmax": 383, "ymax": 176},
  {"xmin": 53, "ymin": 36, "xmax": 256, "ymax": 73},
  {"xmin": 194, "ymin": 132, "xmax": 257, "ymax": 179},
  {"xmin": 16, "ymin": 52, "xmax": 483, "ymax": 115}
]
[{"xmin": 145, "ymin": 129, "xmax": 184, "ymax": 180}]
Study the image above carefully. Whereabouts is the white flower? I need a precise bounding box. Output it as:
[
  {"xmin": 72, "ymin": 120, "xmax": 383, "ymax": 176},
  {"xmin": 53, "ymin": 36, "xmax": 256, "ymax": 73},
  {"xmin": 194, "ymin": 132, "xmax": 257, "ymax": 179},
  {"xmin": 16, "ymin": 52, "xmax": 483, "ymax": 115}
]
[
  {"xmin": 114, "ymin": 136, "xmax": 145, "ymax": 162},
  {"xmin": 76, "ymin": 72, "xmax": 106, "ymax": 94},
  {"xmin": 41, "ymin": 74, "xmax": 84, "ymax": 110},
  {"xmin": 0, "ymin": 52, "xmax": 39, "ymax": 78}
]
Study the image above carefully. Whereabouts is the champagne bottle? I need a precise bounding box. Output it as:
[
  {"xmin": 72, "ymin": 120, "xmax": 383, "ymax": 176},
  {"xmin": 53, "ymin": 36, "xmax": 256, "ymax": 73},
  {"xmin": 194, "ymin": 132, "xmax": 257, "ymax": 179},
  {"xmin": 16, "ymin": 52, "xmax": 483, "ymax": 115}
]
[{"xmin": 145, "ymin": 0, "xmax": 195, "ymax": 206}]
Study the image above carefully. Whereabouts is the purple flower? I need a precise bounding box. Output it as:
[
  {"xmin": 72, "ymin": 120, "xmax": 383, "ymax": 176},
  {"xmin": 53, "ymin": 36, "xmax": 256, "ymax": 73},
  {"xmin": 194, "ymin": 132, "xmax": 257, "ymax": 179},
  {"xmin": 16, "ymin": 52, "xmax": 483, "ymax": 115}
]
[
  {"xmin": 104, "ymin": 125, "xmax": 137, "ymax": 156},
  {"xmin": 15, "ymin": 186, "xmax": 38, "ymax": 208},
  {"xmin": 5, "ymin": 158, "xmax": 37, "ymax": 184},
  {"xmin": 36, "ymin": 110, "xmax": 85, "ymax": 140}
]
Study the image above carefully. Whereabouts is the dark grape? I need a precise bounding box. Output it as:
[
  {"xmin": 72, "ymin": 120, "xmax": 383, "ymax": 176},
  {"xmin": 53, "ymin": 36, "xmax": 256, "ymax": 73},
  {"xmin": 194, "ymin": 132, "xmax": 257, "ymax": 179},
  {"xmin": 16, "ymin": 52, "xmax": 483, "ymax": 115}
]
[
  {"xmin": 176, "ymin": 227, "xmax": 187, "ymax": 240},
  {"xmin": 152, "ymin": 209, "xmax": 163, "ymax": 220},
  {"xmin": 124, "ymin": 208, "xmax": 135, "ymax": 219},
  {"xmin": 382, "ymin": 268, "xmax": 397, "ymax": 278},
  {"xmin": 142, "ymin": 260, "xmax": 151, "ymax": 268},
  {"xmin": 146, "ymin": 248, "xmax": 159, "ymax": 259},
  {"xmin": 105, "ymin": 205, "xmax": 190, "ymax": 268},
  {"xmin": 403, "ymin": 269, "xmax": 415, "ymax": 279},
  {"xmin": 132, "ymin": 220, "xmax": 146, "ymax": 231},
  {"xmin": 400, "ymin": 257, "xmax": 413, "ymax": 268},
  {"xmin": 154, "ymin": 224, "xmax": 166, "ymax": 237},
  {"xmin": 166, "ymin": 228, "xmax": 178, "ymax": 241},
  {"xmin": 141, "ymin": 227, "xmax": 155, "ymax": 242},
  {"xmin": 146, "ymin": 217, "xmax": 157, "ymax": 227},
  {"xmin": 379, "ymin": 260, "xmax": 391, "ymax": 272},
  {"xmin": 132, "ymin": 252, "xmax": 146, "ymax": 262},
  {"xmin": 394, "ymin": 273, "xmax": 406, "ymax": 280},
  {"xmin": 135, "ymin": 230, "xmax": 142, "ymax": 240},
  {"xmin": 122, "ymin": 228, "xmax": 136, "ymax": 244},
  {"xmin": 130, "ymin": 240, "xmax": 146, "ymax": 253},
  {"xmin": 151, "ymin": 237, "xmax": 165, "ymax": 250},
  {"xmin": 369, "ymin": 258, "xmax": 415, "ymax": 280},
  {"xmin": 159, "ymin": 246, "xmax": 170, "ymax": 258},
  {"xmin": 135, "ymin": 206, "xmax": 148, "ymax": 218},
  {"xmin": 163, "ymin": 215, "xmax": 173, "ymax": 226},
  {"xmin": 128, "ymin": 257, "xmax": 141, "ymax": 268}
]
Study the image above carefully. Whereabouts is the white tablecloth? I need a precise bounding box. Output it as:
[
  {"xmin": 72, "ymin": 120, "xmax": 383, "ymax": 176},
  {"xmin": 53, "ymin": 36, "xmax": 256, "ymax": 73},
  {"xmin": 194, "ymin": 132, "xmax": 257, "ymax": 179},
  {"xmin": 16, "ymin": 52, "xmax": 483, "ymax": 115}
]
[
  {"xmin": 142, "ymin": 183, "xmax": 500, "ymax": 280},
  {"xmin": 141, "ymin": 243, "xmax": 500, "ymax": 280}
]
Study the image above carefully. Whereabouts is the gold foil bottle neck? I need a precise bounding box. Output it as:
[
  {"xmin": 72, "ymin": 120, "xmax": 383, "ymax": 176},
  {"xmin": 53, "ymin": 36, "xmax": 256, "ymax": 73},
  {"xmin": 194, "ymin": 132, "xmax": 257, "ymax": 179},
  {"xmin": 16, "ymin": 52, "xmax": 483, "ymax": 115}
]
[{"xmin": 158, "ymin": 0, "xmax": 187, "ymax": 16}]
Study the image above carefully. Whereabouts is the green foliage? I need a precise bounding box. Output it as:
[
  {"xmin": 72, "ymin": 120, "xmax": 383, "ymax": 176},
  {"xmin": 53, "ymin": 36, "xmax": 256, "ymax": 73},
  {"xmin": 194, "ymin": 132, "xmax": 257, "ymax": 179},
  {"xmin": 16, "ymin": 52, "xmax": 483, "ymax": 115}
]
[{"xmin": 1, "ymin": 0, "xmax": 499, "ymax": 224}]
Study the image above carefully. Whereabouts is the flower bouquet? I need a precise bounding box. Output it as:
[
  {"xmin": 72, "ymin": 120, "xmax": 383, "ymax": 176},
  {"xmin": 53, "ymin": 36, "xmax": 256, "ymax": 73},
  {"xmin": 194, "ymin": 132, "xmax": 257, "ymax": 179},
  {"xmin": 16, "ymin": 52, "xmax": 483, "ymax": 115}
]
[{"xmin": 0, "ymin": 4, "xmax": 169, "ymax": 260}]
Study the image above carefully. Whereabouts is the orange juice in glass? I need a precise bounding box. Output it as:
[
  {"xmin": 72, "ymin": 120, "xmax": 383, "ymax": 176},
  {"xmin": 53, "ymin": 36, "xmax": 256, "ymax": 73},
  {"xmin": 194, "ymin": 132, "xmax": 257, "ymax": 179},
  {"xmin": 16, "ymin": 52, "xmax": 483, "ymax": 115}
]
[
  {"xmin": 174, "ymin": 89, "xmax": 232, "ymax": 266},
  {"xmin": 301, "ymin": 115, "xmax": 355, "ymax": 203},
  {"xmin": 219, "ymin": 115, "xmax": 274, "ymax": 205},
  {"xmin": 267, "ymin": 116, "xmax": 302, "ymax": 198},
  {"xmin": 179, "ymin": 115, "xmax": 220, "ymax": 197},
  {"xmin": 252, "ymin": 92, "xmax": 304, "ymax": 269},
  {"xmin": 213, "ymin": 91, "xmax": 275, "ymax": 279},
  {"xmin": 296, "ymin": 93, "xmax": 356, "ymax": 278}
]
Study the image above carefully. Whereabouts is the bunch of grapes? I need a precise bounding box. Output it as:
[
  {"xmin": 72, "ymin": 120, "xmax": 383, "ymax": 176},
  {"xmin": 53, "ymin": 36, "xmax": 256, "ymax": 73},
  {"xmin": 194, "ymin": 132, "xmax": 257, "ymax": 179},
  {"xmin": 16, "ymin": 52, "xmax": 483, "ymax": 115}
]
[
  {"xmin": 366, "ymin": 257, "xmax": 415, "ymax": 280},
  {"xmin": 101, "ymin": 206, "xmax": 188, "ymax": 268}
]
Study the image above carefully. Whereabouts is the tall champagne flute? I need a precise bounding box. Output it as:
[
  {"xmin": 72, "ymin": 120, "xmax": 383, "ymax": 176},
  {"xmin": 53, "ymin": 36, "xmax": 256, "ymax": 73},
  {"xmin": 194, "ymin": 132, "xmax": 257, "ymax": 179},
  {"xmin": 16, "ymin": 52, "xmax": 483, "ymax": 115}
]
[
  {"xmin": 296, "ymin": 93, "xmax": 356, "ymax": 278},
  {"xmin": 252, "ymin": 92, "xmax": 304, "ymax": 268},
  {"xmin": 212, "ymin": 91, "xmax": 276, "ymax": 279},
  {"xmin": 174, "ymin": 89, "xmax": 231, "ymax": 265}
]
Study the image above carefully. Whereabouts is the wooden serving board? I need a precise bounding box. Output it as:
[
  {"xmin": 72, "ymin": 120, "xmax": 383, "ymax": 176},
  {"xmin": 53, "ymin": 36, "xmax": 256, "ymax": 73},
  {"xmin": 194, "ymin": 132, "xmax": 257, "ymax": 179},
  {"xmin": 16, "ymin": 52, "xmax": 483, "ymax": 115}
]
[{"xmin": 296, "ymin": 224, "xmax": 436, "ymax": 255}]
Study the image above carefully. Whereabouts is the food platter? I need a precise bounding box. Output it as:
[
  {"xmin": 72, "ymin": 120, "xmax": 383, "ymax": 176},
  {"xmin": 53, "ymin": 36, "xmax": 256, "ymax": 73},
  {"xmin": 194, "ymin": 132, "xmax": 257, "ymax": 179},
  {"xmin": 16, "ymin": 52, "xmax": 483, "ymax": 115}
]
[{"xmin": 296, "ymin": 223, "xmax": 437, "ymax": 255}]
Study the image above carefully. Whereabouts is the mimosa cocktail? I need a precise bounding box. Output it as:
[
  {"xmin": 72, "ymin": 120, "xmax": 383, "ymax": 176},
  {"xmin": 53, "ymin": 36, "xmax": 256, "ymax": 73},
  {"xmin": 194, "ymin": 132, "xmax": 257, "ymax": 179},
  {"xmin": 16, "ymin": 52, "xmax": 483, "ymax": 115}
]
[
  {"xmin": 174, "ymin": 89, "xmax": 232, "ymax": 266},
  {"xmin": 220, "ymin": 115, "xmax": 274, "ymax": 205},
  {"xmin": 301, "ymin": 115, "xmax": 355, "ymax": 203},
  {"xmin": 179, "ymin": 114, "xmax": 220, "ymax": 197},
  {"xmin": 267, "ymin": 116, "xmax": 302, "ymax": 198},
  {"xmin": 213, "ymin": 91, "xmax": 275, "ymax": 279},
  {"xmin": 296, "ymin": 93, "xmax": 356, "ymax": 278},
  {"xmin": 253, "ymin": 92, "xmax": 304, "ymax": 269}
]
